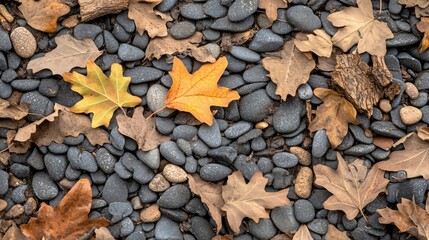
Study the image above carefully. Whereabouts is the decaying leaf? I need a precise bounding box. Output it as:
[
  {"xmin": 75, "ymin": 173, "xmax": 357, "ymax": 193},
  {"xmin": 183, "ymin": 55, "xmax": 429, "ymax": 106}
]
[
  {"xmin": 3, "ymin": 223, "xmax": 27, "ymax": 240},
  {"xmin": 188, "ymin": 174, "xmax": 225, "ymax": 233},
  {"xmin": 292, "ymin": 225, "xmax": 312, "ymax": 240},
  {"xmin": 417, "ymin": 126, "xmax": 429, "ymax": 140},
  {"xmin": 94, "ymin": 227, "xmax": 115, "ymax": 240},
  {"xmin": 378, "ymin": 198, "xmax": 429, "ymax": 240},
  {"xmin": 325, "ymin": 224, "xmax": 351, "ymax": 240},
  {"xmin": 0, "ymin": 99, "xmax": 28, "ymax": 120},
  {"xmin": 331, "ymin": 54, "xmax": 400, "ymax": 116},
  {"xmin": 377, "ymin": 133, "xmax": 429, "ymax": 179},
  {"xmin": 117, "ymin": 107, "xmax": 170, "ymax": 151},
  {"xmin": 166, "ymin": 57, "xmax": 240, "ymax": 126},
  {"xmin": 327, "ymin": 0, "xmax": 394, "ymax": 56},
  {"xmin": 27, "ymin": 35, "xmax": 103, "ymax": 75},
  {"xmin": 128, "ymin": 0, "xmax": 172, "ymax": 38},
  {"xmin": 145, "ymin": 33, "xmax": 216, "ymax": 63},
  {"xmin": 258, "ymin": 0, "xmax": 288, "ymax": 22},
  {"xmin": 417, "ymin": 17, "xmax": 429, "ymax": 53},
  {"xmin": 373, "ymin": 137, "xmax": 394, "ymax": 151},
  {"xmin": 212, "ymin": 235, "xmax": 233, "ymax": 240},
  {"xmin": 398, "ymin": 0, "xmax": 429, "ymax": 8},
  {"xmin": 18, "ymin": 0, "xmax": 70, "ymax": 33},
  {"xmin": 416, "ymin": 5, "xmax": 429, "ymax": 18},
  {"xmin": 220, "ymin": 29, "xmax": 257, "ymax": 52},
  {"xmin": 14, "ymin": 104, "xmax": 109, "ymax": 147},
  {"xmin": 314, "ymin": 153, "xmax": 388, "ymax": 220},
  {"xmin": 63, "ymin": 60, "xmax": 141, "ymax": 128},
  {"xmin": 294, "ymin": 29, "xmax": 333, "ymax": 57},
  {"xmin": 221, "ymin": 171, "xmax": 290, "ymax": 233},
  {"xmin": 262, "ymin": 40, "xmax": 316, "ymax": 101},
  {"xmin": 21, "ymin": 179, "xmax": 109, "ymax": 240},
  {"xmin": 272, "ymin": 235, "xmax": 292, "ymax": 240},
  {"xmin": 308, "ymin": 88, "xmax": 359, "ymax": 148}
]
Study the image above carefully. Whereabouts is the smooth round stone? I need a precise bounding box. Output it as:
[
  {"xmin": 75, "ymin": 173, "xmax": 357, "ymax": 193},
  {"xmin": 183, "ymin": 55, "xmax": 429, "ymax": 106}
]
[
  {"xmin": 181, "ymin": 3, "xmax": 207, "ymax": 20},
  {"xmin": 103, "ymin": 174, "xmax": 128, "ymax": 204},
  {"xmin": 224, "ymin": 121, "xmax": 253, "ymax": 139},
  {"xmin": 103, "ymin": 30, "xmax": 119, "ymax": 53},
  {"xmin": 155, "ymin": 217, "xmax": 183, "ymax": 240},
  {"xmin": 272, "ymin": 152, "xmax": 298, "ymax": 168},
  {"xmin": 96, "ymin": 148, "xmax": 117, "ymax": 174},
  {"xmin": 10, "ymin": 27, "xmax": 37, "ymax": 58},
  {"xmin": 228, "ymin": 0, "xmax": 258, "ymax": 21},
  {"xmin": 271, "ymin": 205, "xmax": 300, "ymax": 233},
  {"xmin": 198, "ymin": 120, "xmax": 222, "ymax": 148},
  {"xmin": 157, "ymin": 0, "xmax": 178, "ymax": 12},
  {"xmin": 203, "ymin": 0, "xmax": 227, "ymax": 18},
  {"xmin": 1, "ymin": 69, "xmax": 18, "ymax": 83},
  {"xmin": 125, "ymin": 66, "xmax": 163, "ymax": 84},
  {"xmin": 11, "ymin": 79, "xmax": 40, "ymax": 91},
  {"xmin": 12, "ymin": 185, "xmax": 27, "ymax": 204},
  {"xmin": 149, "ymin": 174, "xmax": 170, "ymax": 192},
  {"xmin": 0, "ymin": 170, "xmax": 8, "ymax": 195},
  {"xmin": 169, "ymin": 21, "xmax": 196, "ymax": 40},
  {"xmin": 205, "ymin": 43, "xmax": 221, "ymax": 58},
  {"xmin": 243, "ymin": 65, "xmax": 269, "ymax": 83},
  {"xmin": 294, "ymin": 199, "xmax": 315, "ymax": 223},
  {"xmin": 147, "ymin": 84, "xmax": 175, "ymax": 117},
  {"xmin": 163, "ymin": 164, "xmax": 188, "ymax": 183},
  {"xmin": 239, "ymin": 89, "xmax": 274, "ymax": 122},
  {"xmin": 297, "ymin": 83, "xmax": 313, "ymax": 100},
  {"xmin": 191, "ymin": 217, "xmax": 216, "ymax": 240},
  {"xmin": 273, "ymin": 96, "xmax": 304, "ymax": 133},
  {"xmin": 73, "ymin": 24, "xmax": 102, "ymax": 40},
  {"xmin": 32, "ymin": 172, "xmax": 58, "ymax": 200},
  {"xmin": 400, "ymin": 106, "xmax": 422, "ymax": 125},
  {"xmin": 248, "ymin": 29, "xmax": 284, "ymax": 52},
  {"xmin": 248, "ymin": 218, "xmax": 277, "ymax": 240},
  {"xmin": 312, "ymin": 130, "xmax": 330, "ymax": 158},
  {"xmin": 0, "ymin": 81, "xmax": 12, "ymax": 99},
  {"xmin": 210, "ymin": 16, "xmax": 255, "ymax": 32},
  {"xmin": 386, "ymin": 33, "xmax": 420, "ymax": 47},
  {"xmin": 229, "ymin": 46, "xmax": 260, "ymax": 63},
  {"xmin": 158, "ymin": 184, "xmax": 191, "ymax": 209},
  {"xmin": 307, "ymin": 219, "xmax": 329, "ymax": 235},
  {"xmin": 20, "ymin": 91, "xmax": 54, "ymax": 121},
  {"xmin": 199, "ymin": 163, "xmax": 232, "ymax": 181},
  {"xmin": 172, "ymin": 125, "xmax": 197, "ymax": 141},
  {"xmin": 160, "ymin": 141, "xmax": 186, "ymax": 165},
  {"xmin": 0, "ymin": 29, "xmax": 11, "ymax": 51},
  {"xmin": 286, "ymin": 6, "xmax": 321, "ymax": 32},
  {"xmin": 116, "ymin": 11, "xmax": 135, "ymax": 33},
  {"xmin": 136, "ymin": 148, "xmax": 160, "ymax": 170},
  {"xmin": 10, "ymin": 163, "xmax": 30, "ymax": 178},
  {"xmin": 109, "ymin": 202, "xmax": 133, "ymax": 223},
  {"xmin": 118, "ymin": 44, "xmax": 145, "ymax": 61},
  {"xmin": 44, "ymin": 154, "xmax": 67, "ymax": 181}
]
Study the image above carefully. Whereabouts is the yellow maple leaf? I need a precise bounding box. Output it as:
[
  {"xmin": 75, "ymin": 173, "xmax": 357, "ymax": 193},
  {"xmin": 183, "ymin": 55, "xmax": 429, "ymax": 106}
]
[
  {"xmin": 165, "ymin": 57, "xmax": 240, "ymax": 126},
  {"xmin": 63, "ymin": 61, "xmax": 141, "ymax": 128}
]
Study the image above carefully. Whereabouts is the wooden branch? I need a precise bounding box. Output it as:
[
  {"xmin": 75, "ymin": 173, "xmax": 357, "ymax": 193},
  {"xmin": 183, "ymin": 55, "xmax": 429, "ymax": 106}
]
[{"xmin": 78, "ymin": 0, "xmax": 128, "ymax": 22}]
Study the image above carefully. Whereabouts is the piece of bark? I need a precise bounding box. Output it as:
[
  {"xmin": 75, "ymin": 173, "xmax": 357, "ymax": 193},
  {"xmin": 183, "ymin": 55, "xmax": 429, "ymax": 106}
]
[{"xmin": 78, "ymin": 0, "xmax": 128, "ymax": 22}]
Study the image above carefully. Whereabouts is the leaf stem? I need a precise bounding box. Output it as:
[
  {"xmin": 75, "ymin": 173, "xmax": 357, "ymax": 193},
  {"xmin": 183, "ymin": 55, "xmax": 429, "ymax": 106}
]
[
  {"xmin": 0, "ymin": 142, "xmax": 14, "ymax": 154},
  {"xmin": 379, "ymin": 0, "xmax": 382, "ymax": 14},
  {"xmin": 146, "ymin": 106, "xmax": 166, "ymax": 120}
]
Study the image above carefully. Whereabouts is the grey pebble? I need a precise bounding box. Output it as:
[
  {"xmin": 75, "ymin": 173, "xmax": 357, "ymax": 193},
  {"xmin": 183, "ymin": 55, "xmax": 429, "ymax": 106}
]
[
  {"xmin": 112, "ymin": 23, "xmax": 130, "ymax": 42},
  {"xmin": 203, "ymin": 0, "xmax": 227, "ymax": 18},
  {"xmin": 32, "ymin": 172, "xmax": 58, "ymax": 200},
  {"xmin": 116, "ymin": 11, "xmax": 135, "ymax": 33},
  {"xmin": 239, "ymin": 89, "xmax": 274, "ymax": 122},
  {"xmin": 198, "ymin": 120, "xmax": 222, "ymax": 148},
  {"xmin": 210, "ymin": 16, "xmax": 255, "ymax": 32},
  {"xmin": 370, "ymin": 121, "xmax": 406, "ymax": 138},
  {"xmin": 185, "ymin": 156, "xmax": 198, "ymax": 173},
  {"xmin": 1, "ymin": 69, "xmax": 18, "ymax": 83},
  {"xmin": 0, "ymin": 170, "xmax": 9, "ymax": 195},
  {"xmin": 156, "ymin": 0, "xmax": 177, "ymax": 12},
  {"xmin": 248, "ymin": 218, "xmax": 277, "ymax": 240},
  {"xmin": 38, "ymin": 78, "xmax": 59, "ymax": 97},
  {"xmin": 155, "ymin": 217, "xmax": 184, "ymax": 240},
  {"xmin": 10, "ymin": 163, "xmax": 30, "ymax": 178},
  {"xmin": 229, "ymin": 46, "xmax": 260, "ymax": 63},
  {"xmin": 169, "ymin": 22, "xmax": 196, "ymax": 40},
  {"xmin": 118, "ymin": 44, "xmax": 145, "ymax": 61},
  {"xmin": 96, "ymin": 148, "xmax": 117, "ymax": 174},
  {"xmin": 207, "ymin": 146, "xmax": 237, "ymax": 164},
  {"xmin": 243, "ymin": 65, "xmax": 269, "ymax": 83},
  {"xmin": 147, "ymin": 84, "xmax": 175, "ymax": 117},
  {"xmin": 307, "ymin": 219, "xmax": 329, "ymax": 235},
  {"xmin": 273, "ymin": 152, "xmax": 298, "ymax": 168},
  {"xmin": 104, "ymin": 30, "xmax": 119, "ymax": 54},
  {"xmin": 273, "ymin": 96, "xmax": 305, "ymax": 133},
  {"xmin": 344, "ymin": 144, "xmax": 376, "ymax": 156},
  {"xmin": 109, "ymin": 202, "xmax": 133, "ymax": 223},
  {"xmin": 0, "ymin": 29, "xmax": 12, "ymax": 51},
  {"xmin": 271, "ymin": 205, "xmax": 300, "ymax": 233},
  {"xmin": 103, "ymin": 174, "xmax": 128, "ymax": 204},
  {"xmin": 219, "ymin": 74, "xmax": 245, "ymax": 89},
  {"xmin": 155, "ymin": 117, "xmax": 176, "ymax": 135},
  {"xmin": 199, "ymin": 163, "xmax": 232, "ymax": 181},
  {"xmin": 160, "ymin": 141, "xmax": 186, "ymax": 165},
  {"xmin": 12, "ymin": 185, "xmax": 27, "ymax": 204},
  {"xmin": 74, "ymin": 24, "xmax": 102, "ymax": 40},
  {"xmin": 158, "ymin": 184, "xmax": 191, "ymax": 209},
  {"xmin": 386, "ymin": 33, "xmax": 419, "ymax": 47},
  {"xmin": 191, "ymin": 216, "xmax": 216, "ymax": 240},
  {"xmin": 44, "ymin": 154, "xmax": 67, "ymax": 181},
  {"xmin": 228, "ymin": 0, "xmax": 258, "ymax": 22},
  {"xmin": 136, "ymin": 148, "xmax": 160, "ymax": 170},
  {"xmin": 20, "ymin": 91, "xmax": 54, "ymax": 121},
  {"xmin": 0, "ymin": 52, "xmax": 7, "ymax": 71},
  {"xmin": 11, "ymin": 79, "xmax": 40, "ymax": 92},
  {"xmin": 249, "ymin": 29, "xmax": 284, "ymax": 52},
  {"xmin": 294, "ymin": 199, "xmax": 315, "ymax": 223},
  {"xmin": 286, "ymin": 5, "xmax": 321, "ymax": 32},
  {"xmin": 181, "ymin": 3, "xmax": 207, "ymax": 20}
]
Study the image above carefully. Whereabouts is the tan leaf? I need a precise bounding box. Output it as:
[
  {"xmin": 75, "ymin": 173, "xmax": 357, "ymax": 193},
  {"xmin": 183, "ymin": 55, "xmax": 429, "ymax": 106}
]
[
  {"xmin": 188, "ymin": 174, "xmax": 225, "ymax": 233},
  {"xmin": 262, "ymin": 40, "xmax": 315, "ymax": 101},
  {"xmin": 398, "ymin": 0, "xmax": 429, "ymax": 8},
  {"xmin": 325, "ymin": 224, "xmax": 350, "ymax": 240},
  {"xmin": 294, "ymin": 29, "xmax": 333, "ymax": 57},
  {"xmin": 392, "ymin": 132, "xmax": 414, "ymax": 148},
  {"xmin": 212, "ymin": 235, "xmax": 233, "ymax": 240},
  {"xmin": 377, "ymin": 133, "xmax": 429, "ymax": 179},
  {"xmin": 314, "ymin": 152, "xmax": 388, "ymax": 220},
  {"xmin": 417, "ymin": 126, "xmax": 429, "ymax": 140},
  {"xmin": 272, "ymin": 234, "xmax": 292, "ymax": 240},
  {"xmin": 117, "ymin": 107, "xmax": 170, "ymax": 151},
  {"xmin": 416, "ymin": 5, "xmax": 429, "ymax": 18},
  {"xmin": 378, "ymin": 198, "xmax": 429, "ymax": 240},
  {"xmin": 373, "ymin": 137, "xmax": 394, "ymax": 151},
  {"xmin": 14, "ymin": 104, "xmax": 109, "ymax": 147},
  {"xmin": 145, "ymin": 33, "xmax": 215, "ymax": 63},
  {"xmin": 94, "ymin": 227, "xmax": 115, "ymax": 240},
  {"xmin": 258, "ymin": 0, "xmax": 288, "ymax": 22},
  {"xmin": 308, "ymin": 88, "xmax": 359, "ymax": 148},
  {"xmin": 221, "ymin": 171, "xmax": 290, "ymax": 233},
  {"xmin": 128, "ymin": 0, "xmax": 172, "ymax": 38},
  {"xmin": 0, "ymin": 99, "xmax": 28, "ymax": 120},
  {"xmin": 27, "ymin": 35, "xmax": 102, "ymax": 75},
  {"xmin": 292, "ymin": 225, "xmax": 312, "ymax": 240},
  {"xmin": 327, "ymin": 0, "xmax": 394, "ymax": 56},
  {"xmin": 417, "ymin": 17, "xmax": 429, "ymax": 53}
]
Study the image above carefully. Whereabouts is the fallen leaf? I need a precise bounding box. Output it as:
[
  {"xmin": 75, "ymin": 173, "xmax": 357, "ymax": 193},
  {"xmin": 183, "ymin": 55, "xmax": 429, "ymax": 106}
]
[
  {"xmin": 94, "ymin": 227, "xmax": 115, "ymax": 240},
  {"xmin": 128, "ymin": 0, "xmax": 172, "ymax": 38},
  {"xmin": 308, "ymin": 88, "xmax": 359, "ymax": 148},
  {"xmin": 373, "ymin": 137, "xmax": 394, "ymax": 151},
  {"xmin": 262, "ymin": 40, "xmax": 316, "ymax": 101},
  {"xmin": 331, "ymin": 54, "xmax": 399, "ymax": 116},
  {"xmin": 221, "ymin": 171, "xmax": 290, "ymax": 233},
  {"xmin": 220, "ymin": 29, "xmax": 257, "ymax": 51},
  {"xmin": 377, "ymin": 133, "xmax": 429, "ymax": 179},
  {"xmin": 63, "ymin": 60, "xmax": 141, "ymax": 128},
  {"xmin": 166, "ymin": 57, "xmax": 240, "ymax": 126},
  {"xmin": 0, "ymin": 99, "xmax": 28, "ymax": 120},
  {"xmin": 258, "ymin": 0, "xmax": 288, "ymax": 22},
  {"xmin": 27, "ymin": 34, "xmax": 102, "ymax": 75},
  {"xmin": 145, "ymin": 33, "xmax": 216, "ymax": 63},
  {"xmin": 325, "ymin": 224, "xmax": 351, "ymax": 240},
  {"xmin": 378, "ymin": 198, "xmax": 429, "ymax": 240},
  {"xmin": 188, "ymin": 174, "xmax": 225, "ymax": 233},
  {"xmin": 3, "ymin": 223, "xmax": 27, "ymax": 240},
  {"xmin": 294, "ymin": 29, "xmax": 333, "ymax": 57},
  {"xmin": 292, "ymin": 225, "xmax": 312, "ymax": 240},
  {"xmin": 417, "ymin": 126, "xmax": 429, "ymax": 140},
  {"xmin": 18, "ymin": 0, "xmax": 70, "ymax": 33},
  {"xmin": 14, "ymin": 104, "xmax": 109, "ymax": 147},
  {"xmin": 398, "ymin": 0, "xmax": 429, "ymax": 8},
  {"xmin": 314, "ymin": 152, "xmax": 388, "ymax": 220},
  {"xmin": 117, "ymin": 107, "xmax": 170, "ymax": 151},
  {"xmin": 212, "ymin": 235, "xmax": 233, "ymax": 240},
  {"xmin": 327, "ymin": 0, "xmax": 394, "ymax": 56},
  {"xmin": 417, "ymin": 17, "xmax": 429, "ymax": 53},
  {"xmin": 416, "ymin": 5, "xmax": 429, "ymax": 18},
  {"xmin": 272, "ymin": 235, "xmax": 292, "ymax": 240},
  {"xmin": 21, "ymin": 179, "xmax": 109, "ymax": 240}
]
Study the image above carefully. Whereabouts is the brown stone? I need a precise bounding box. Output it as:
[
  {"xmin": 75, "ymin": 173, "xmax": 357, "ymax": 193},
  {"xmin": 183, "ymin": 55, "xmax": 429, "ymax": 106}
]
[
  {"xmin": 162, "ymin": 164, "xmax": 187, "ymax": 183},
  {"xmin": 405, "ymin": 82, "xmax": 419, "ymax": 100},
  {"xmin": 289, "ymin": 147, "xmax": 311, "ymax": 166},
  {"xmin": 400, "ymin": 106, "xmax": 422, "ymax": 125},
  {"xmin": 140, "ymin": 204, "xmax": 161, "ymax": 223},
  {"xmin": 5, "ymin": 204, "xmax": 24, "ymax": 218},
  {"xmin": 149, "ymin": 174, "xmax": 170, "ymax": 192},
  {"xmin": 379, "ymin": 99, "xmax": 391, "ymax": 113},
  {"xmin": 10, "ymin": 27, "xmax": 37, "ymax": 58},
  {"xmin": 0, "ymin": 199, "xmax": 7, "ymax": 212},
  {"xmin": 294, "ymin": 167, "xmax": 313, "ymax": 199},
  {"xmin": 23, "ymin": 198, "xmax": 37, "ymax": 215}
]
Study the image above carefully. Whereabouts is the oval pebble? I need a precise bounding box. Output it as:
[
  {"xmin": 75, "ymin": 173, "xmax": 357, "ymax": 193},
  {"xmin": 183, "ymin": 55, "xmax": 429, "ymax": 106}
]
[{"xmin": 10, "ymin": 27, "xmax": 37, "ymax": 58}]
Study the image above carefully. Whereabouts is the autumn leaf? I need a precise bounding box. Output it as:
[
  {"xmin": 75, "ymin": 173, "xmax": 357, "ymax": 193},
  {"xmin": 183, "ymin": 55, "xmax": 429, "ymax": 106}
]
[
  {"xmin": 417, "ymin": 126, "xmax": 429, "ymax": 140},
  {"xmin": 3, "ymin": 223, "xmax": 27, "ymax": 240},
  {"xmin": 417, "ymin": 17, "xmax": 429, "ymax": 53},
  {"xmin": 0, "ymin": 98, "xmax": 28, "ymax": 120},
  {"xmin": 27, "ymin": 35, "xmax": 102, "ymax": 75},
  {"xmin": 18, "ymin": 0, "xmax": 70, "ymax": 33},
  {"xmin": 128, "ymin": 0, "xmax": 172, "ymax": 38},
  {"xmin": 377, "ymin": 198, "xmax": 429, "ymax": 240},
  {"xmin": 188, "ymin": 174, "xmax": 225, "ymax": 233},
  {"xmin": 294, "ymin": 29, "xmax": 333, "ymax": 57},
  {"xmin": 377, "ymin": 133, "xmax": 429, "ymax": 179},
  {"xmin": 314, "ymin": 153, "xmax": 388, "ymax": 220},
  {"xmin": 63, "ymin": 60, "xmax": 141, "ymax": 128},
  {"xmin": 117, "ymin": 106, "xmax": 170, "ymax": 151},
  {"xmin": 258, "ymin": 0, "xmax": 288, "ymax": 22},
  {"xmin": 292, "ymin": 225, "xmax": 312, "ymax": 240},
  {"xmin": 398, "ymin": 0, "xmax": 429, "ymax": 8},
  {"xmin": 327, "ymin": 0, "xmax": 394, "ymax": 56},
  {"xmin": 262, "ymin": 40, "xmax": 315, "ymax": 101},
  {"xmin": 212, "ymin": 235, "xmax": 233, "ymax": 240},
  {"xmin": 165, "ymin": 57, "xmax": 240, "ymax": 126},
  {"xmin": 308, "ymin": 88, "xmax": 359, "ymax": 148},
  {"xmin": 145, "ymin": 33, "xmax": 216, "ymax": 63},
  {"xmin": 326, "ymin": 224, "xmax": 351, "ymax": 240},
  {"xmin": 94, "ymin": 227, "xmax": 115, "ymax": 240},
  {"xmin": 21, "ymin": 179, "xmax": 109, "ymax": 240},
  {"xmin": 221, "ymin": 171, "xmax": 290, "ymax": 233}
]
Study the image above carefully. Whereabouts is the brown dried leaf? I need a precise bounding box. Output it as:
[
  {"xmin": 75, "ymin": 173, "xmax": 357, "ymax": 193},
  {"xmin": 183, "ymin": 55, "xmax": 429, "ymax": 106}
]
[
  {"xmin": 3, "ymin": 223, "xmax": 27, "ymax": 240},
  {"xmin": 373, "ymin": 137, "xmax": 394, "ymax": 151},
  {"xmin": 416, "ymin": 5, "xmax": 429, "ymax": 17},
  {"xmin": 212, "ymin": 235, "xmax": 233, "ymax": 240},
  {"xmin": 145, "ymin": 33, "xmax": 215, "ymax": 63},
  {"xmin": 258, "ymin": 0, "xmax": 288, "ymax": 22},
  {"xmin": 128, "ymin": 0, "xmax": 172, "ymax": 38},
  {"xmin": 21, "ymin": 179, "xmax": 109, "ymax": 240},
  {"xmin": 398, "ymin": 0, "xmax": 429, "ymax": 8},
  {"xmin": 377, "ymin": 133, "xmax": 429, "ymax": 179},
  {"xmin": 18, "ymin": 0, "xmax": 70, "ymax": 33},
  {"xmin": 0, "ymin": 99, "xmax": 28, "ymax": 120},
  {"xmin": 221, "ymin": 171, "xmax": 290, "ymax": 233},
  {"xmin": 272, "ymin": 234, "xmax": 292, "ymax": 240},
  {"xmin": 417, "ymin": 126, "xmax": 429, "ymax": 140},
  {"xmin": 262, "ymin": 40, "xmax": 315, "ymax": 101},
  {"xmin": 117, "ymin": 107, "xmax": 170, "ymax": 151},
  {"xmin": 94, "ymin": 227, "xmax": 115, "ymax": 240},
  {"xmin": 292, "ymin": 225, "xmax": 312, "ymax": 240},
  {"xmin": 378, "ymin": 198, "xmax": 429, "ymax": 240},
  {"xmin": 27, "ymin": 35, "xmax": 102, "ymax": 75},
  {"xmin": 294, "ymin": 29, "xmax": 333, "ymax": 57},
  {"xmin": 417, "ymin": 17, "xmax": 429, "ymax": 53},
  {"xmin": 314, "ymin": 153, "xmax": 388, "ymax": 220},
  {"xmin": 188, "ymin": 174, "xmax": 225, "ymax": 233},
  {"xmin": 308, "ymin": 88, "xmax": 359, "ymax": 148},
  {"xmin": 325, "ymin": 224, "xmax": 350, "ymax": 240}
]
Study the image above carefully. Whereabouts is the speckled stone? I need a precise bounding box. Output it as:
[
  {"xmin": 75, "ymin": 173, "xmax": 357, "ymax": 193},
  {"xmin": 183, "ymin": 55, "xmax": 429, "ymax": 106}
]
[{"xmin": 10, "ymin": 27, "xmax": 37, "ymax": 58}]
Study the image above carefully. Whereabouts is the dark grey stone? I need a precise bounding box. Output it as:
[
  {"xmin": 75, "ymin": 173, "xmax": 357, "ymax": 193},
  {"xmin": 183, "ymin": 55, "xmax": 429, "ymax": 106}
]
[
  {"xmin": 248, "ymin": 29, "xmax": 284, "ymax": 52},
  {"xmin": 248, "ymin": 218, "xmax": 277, "ymax": 240},
  {"xmin": 73, "ymin": 24, "xmax": 102, "ymax": 40},
  {"xmin": 32, "ymin": 172, "xmax": 58, "ymax": 200},
  {"xmin": 155, "ymin": 217, "xmax": 184, "ymax": 240},
  {"xmin": 228, "ymin": 0, "xmax": 258, "ymax": 21},
  {"xmin": 96, "ymin": 148, "xmax": 117, "ymax": 174},
  {"xmin": 169, "ymin": 21, "xmax": 196, "ymax": 40},
  {"xmin": 210, "ymin": 16, "xmax": 255, "ymax": 32},
  {"xmin": 294, "ymin": 199, "xmax": 315, "ymax": 223},
  {"xmin": 271, "ymin": 205, "xmax": 300, "ymax": 233},
  {"xmin": 160, "ymin": 141, "xmax": 186, "ymax": 165},
  {"xmin": 191, "ymin": 216, "xmax": 216, "ymax": 240},
  {"xmin": 20, "ymin": 91, "xmax": 54, "ymax": 121},
  {"xmin": 103, "ymin": 174, "xmax": 128, "ymax": 204},
  {"xmin": 200, "ymin": 163, "xmax": 232, "ymax": 181},
  {"xmin": 118, "ymin": 44, "xmax": 145, "ymax": 61},
  {"xmin": 286, "ymin": 5, "xmax": 321, "ymax": 32},
  {"xmin": 239, "ymin": 89, "xmax": 274, "ymax": 122},
  {"xmin": 158, "ymin": 184, "xmax": 191, "ymax": 209},
  {"xmin": 44, "ymin": 154, "xmax": 67, "ymax": 181}
]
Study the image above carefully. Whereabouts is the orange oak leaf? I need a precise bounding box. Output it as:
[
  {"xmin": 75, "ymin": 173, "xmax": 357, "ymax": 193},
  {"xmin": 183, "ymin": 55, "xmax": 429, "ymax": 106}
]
[
  {"xmin": 417, "ymin": 17, "xmax": 429, "ymax": 53},
  {"xmin": 63, "ymin": 61, "xmax": 141, "ymax": 128},
  {"xmin": 18, "ymin": 0, "xmax": 70, "ymax": 33},
  {"xmin": 258, "ymin": 0, "xmax": 288, "ymax": 22},
  {"xmin": 314, "ymin": 153, "xmax": 388, "ymax": 220},
  {"xmin": 165, "ymin": 57, "xmax": 240, "ymax": 126},
  {"xmin": 20, "ymin": 179, "xmax": 109, "ymax": 240}
]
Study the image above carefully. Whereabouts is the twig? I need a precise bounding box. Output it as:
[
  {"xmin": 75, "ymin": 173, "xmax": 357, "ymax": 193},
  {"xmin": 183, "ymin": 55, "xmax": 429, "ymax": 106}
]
[{"xmin": 146, "ymin": 106, "xmax": 166, "ymax": 120}]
